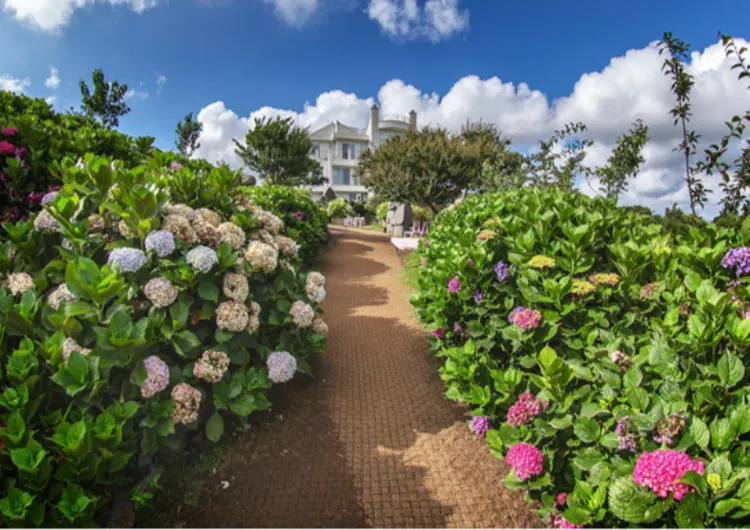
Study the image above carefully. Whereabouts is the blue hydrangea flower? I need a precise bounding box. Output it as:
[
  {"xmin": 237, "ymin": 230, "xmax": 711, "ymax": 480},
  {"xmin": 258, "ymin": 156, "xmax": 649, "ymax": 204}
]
[
  {"xmin": 186, "ymin": 246, "xmax": 218, "ymax": 273},
  {"xmin": 107, "ymin": 248, "xmax": 147, "ymax": 273},
  {"xmin": 145, "ymin": 230, "xmax": 176, "ymax": 257},
  {"xmin": 722, "ymin": 247, "xmax": 750, "ymax": 277},
  {"xmin": 495, "ymin": 260, "xmax": 509, "ymax": 282},
  {"xmin": 41, "ymin": 191, "xmax": 58, "ymax": 205}
]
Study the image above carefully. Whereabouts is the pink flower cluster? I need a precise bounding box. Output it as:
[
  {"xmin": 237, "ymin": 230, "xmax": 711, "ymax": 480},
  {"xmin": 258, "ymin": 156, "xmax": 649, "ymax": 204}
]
[
  {"xmin": 0, "ymin": 140, "xmax": 15, "ymax": 156},
  {"xmin": 448, "ymin": 277, "xmax": 461, "ymax": 293},
  {"xmin": 295, "ymin": 210, "xmax": 304, "ymax": 221},
  {"xmin": 552, "ymin": 514, "xmax": 582, "ymax": 529},
  {"xmin": 505, "ymin": 443, "xmax": 544, "ymax": 480},
  {"xmin": 507, "ymin": 392, "xmax": 548, "ymax": 427},
  {"xmin": 632, "ymin": 450, "xmax": 705, "ymax": 500},
  {"xmin": 469, "ymin": 415, "xmax": 491, "ymax": 436},
  {"xmin": 508, "ymin": 306, "xmax": 542, "ymax": 330},
  {"xmin": 1, "ymin": 127, "xmax": 17, "ymax": 137},
  {"xmin": 431, "ymin": 328, "xmax": 446, "ymax": 339}
]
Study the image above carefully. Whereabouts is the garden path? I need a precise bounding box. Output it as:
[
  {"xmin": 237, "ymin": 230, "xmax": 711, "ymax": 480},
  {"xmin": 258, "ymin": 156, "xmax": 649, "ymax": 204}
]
[{"xmin": 171, "ymin": 228, "xmax": 540, "ymax": 528}]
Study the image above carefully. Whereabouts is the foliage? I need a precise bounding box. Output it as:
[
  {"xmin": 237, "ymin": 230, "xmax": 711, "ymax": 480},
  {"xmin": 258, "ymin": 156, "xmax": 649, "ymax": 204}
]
[
  {"xmin": 477, "ymin": 151, "xmax": 528, "ymax": 193},
  {"xmin": 376, "ymin": 202, "xmax": 389, "ymax": 222},
  {"xmin": 659, "ymin": 33, "xmax": 709, "ymax": 215},
  {"xmin": 358, "ymin": 127, "xmax": 478, "ymax": 213},
  {"xmin": 0, "ymin": 154, "xmax": 328, "ymax": 526},
  {"xmin": 595, "ymin": 120, "xmax": 649, "ymax": 201},
  {"xmin": 527, "ymin": 123, "xmax": 593, "ymax": 191},
  {"xmin": 0, "ymin": 92, "xmax": 155, "ymax": 223},
  {"xmin": 326, "ymin": 199, "xmax": 353, "ymax": 220},
  {"xmin": 237, "ymin": 185, "xmax": 328, "ymax": 267},
  {"xmin": 412, "ymin": 187, "xmax": 750, "ymax": 528},
  {"xmin": 411, "ymin": 205, "xmax": 434, "ymax": 222},
  {"xmin": 233, "ymin": 116, "xmax": 323, "ymax": 187},
  {"xmin": 78, "ymin": 69, "xmax": 131, "ymax": 130},
  {"xmin": 175, "ymin": 113, "xmax": 203, "ymax": 157}
]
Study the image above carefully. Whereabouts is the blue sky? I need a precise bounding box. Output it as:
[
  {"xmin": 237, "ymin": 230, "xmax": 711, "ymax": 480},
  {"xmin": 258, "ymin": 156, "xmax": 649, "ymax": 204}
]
[{"xmin": 1, "ymin": 0, "xmax": 749, "ymax": 215}]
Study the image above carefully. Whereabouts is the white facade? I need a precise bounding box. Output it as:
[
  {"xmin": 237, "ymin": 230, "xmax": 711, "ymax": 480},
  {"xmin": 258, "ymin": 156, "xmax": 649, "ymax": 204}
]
[{"xmin": 308, "ymin": 105, "xmax": 417, "ymax": 201}]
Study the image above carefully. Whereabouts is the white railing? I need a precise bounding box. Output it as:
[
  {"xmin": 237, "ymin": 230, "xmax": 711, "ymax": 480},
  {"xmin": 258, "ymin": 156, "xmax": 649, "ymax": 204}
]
[{"xmin": 380, "ymin": 114, "xmax": 410, "ymax": 123}]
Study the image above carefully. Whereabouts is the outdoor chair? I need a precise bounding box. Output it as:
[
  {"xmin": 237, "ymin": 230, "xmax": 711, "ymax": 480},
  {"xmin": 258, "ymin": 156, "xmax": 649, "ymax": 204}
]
[{"xmin": 404, "ymin": 221, "xmax": 423, "ymax": 238}]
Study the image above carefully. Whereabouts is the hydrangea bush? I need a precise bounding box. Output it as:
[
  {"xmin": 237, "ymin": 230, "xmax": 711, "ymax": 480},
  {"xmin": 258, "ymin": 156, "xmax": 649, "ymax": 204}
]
[
  {"xmin": 0, "ymin": 155, "xmax": 328, "ymax": 526},
  {"xmin": 412, "ymin": 188, "xmax": 750, "ymax": 528}
]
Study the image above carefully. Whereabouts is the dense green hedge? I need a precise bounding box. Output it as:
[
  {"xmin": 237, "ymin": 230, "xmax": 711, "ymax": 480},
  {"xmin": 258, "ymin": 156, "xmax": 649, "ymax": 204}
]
[{"xmin": 412, "ymin": 188, "xmax": 750, "ymax": 528}]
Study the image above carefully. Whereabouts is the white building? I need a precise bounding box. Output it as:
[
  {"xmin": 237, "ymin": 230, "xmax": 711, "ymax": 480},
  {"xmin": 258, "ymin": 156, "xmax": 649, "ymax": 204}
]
[{"xmin": 308, "ymin": 104, "xmax": 417, "ymax": 201}]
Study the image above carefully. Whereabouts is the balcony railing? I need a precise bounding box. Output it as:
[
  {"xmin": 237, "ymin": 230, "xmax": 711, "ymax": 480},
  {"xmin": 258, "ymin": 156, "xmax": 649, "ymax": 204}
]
[{"xmin": 380, "ymin": 114, "xmax": 410, "ymax": 123}]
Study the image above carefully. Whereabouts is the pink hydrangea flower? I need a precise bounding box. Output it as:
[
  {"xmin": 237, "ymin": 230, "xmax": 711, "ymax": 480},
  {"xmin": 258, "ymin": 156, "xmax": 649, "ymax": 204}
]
[
  {"xmin": 453, "ymin": 321, "xmax": 462, "ymax": 332},
  {"xmin": 448, "ymin": 277, "xmax": 461, "ymax": 293},
  {"xmin": 0, "ymin": 140, "xmax": 16, "ymax": 156},
  {"xmin": 1, "ymin": 127, "xmax": 17, "ymax": 136},
  {"xmin": 14, "ymin": 147, "xmax": 25, "ymax": 159},
  {"xmin": 420, "ymin": 257, "xmax": 426, "ymax": 268},
  {"xmin": 423, "ymin": 239, "xmax": 429, "ymax": 247},
  {"xmin": 470, "ymin": 415, "xmax": 491, "ymax": 436},
  {"xmin": 170, "ymin": 161, "xmax": 184, "ymax": 171},
  {"xmin": 554, "ymin": 493, "xmax": 568, "ymax": 508},
  {"xmin": 141, "ymin": 356, "xmax": 170, "ymax": 398},
  {"xmin": 295, "ymin": 210, "xmax": 304, "ymax": 221},
  {"xmin": 632, "ymin": 450, "xmax": 705, "ymax": 500},
  {"xmin": 508, "ymin": 306, "xmax": 542, "ymax": 330},
  {"xmin": 507, "ymin": 392, "xmax": 547, "ymax": 427},
  {"xmin": 505, "ymin": 443, "xmax": 544, "ymax": 480},
  {"xmin": 552, "ymin": 514, "xmax": 582, "ymax": 529},
  {"xmin": 431, "ymin": 328, "xmax": 446, "ymax": 339}
]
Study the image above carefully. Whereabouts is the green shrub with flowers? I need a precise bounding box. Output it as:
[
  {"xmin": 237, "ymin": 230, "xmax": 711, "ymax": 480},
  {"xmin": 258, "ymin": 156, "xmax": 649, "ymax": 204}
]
[
  {"xmin": 237, "ymin": 185, "xmax": 328, "ymax": 267},
  {"xmin": 326, "ymin": 198, "xmax": 353, "ymax": 220},
  {"xmin": 0, "ymin": 153, "xmax": 329, "ymax": 526},
  {"xmin": 411, "ymin": 187, "xmax": 750, "ymax": 528}
]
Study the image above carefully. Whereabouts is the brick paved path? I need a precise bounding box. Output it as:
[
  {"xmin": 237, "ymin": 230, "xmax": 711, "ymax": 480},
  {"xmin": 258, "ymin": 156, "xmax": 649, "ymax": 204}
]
[{"xmin": 174, "ymin": 228, "xmax": 540, "ymax": 528}]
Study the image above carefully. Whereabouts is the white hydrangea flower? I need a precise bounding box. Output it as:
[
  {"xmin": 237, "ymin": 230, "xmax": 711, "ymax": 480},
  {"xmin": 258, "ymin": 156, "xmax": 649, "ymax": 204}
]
[
  {"xmin": 222, "ymin": 273, "xmax": 249, "ymax": 302},
  {"xmin": 62, "ymin": 337, "xmax": 91, "ymax": 362},
  {"xmin": 306, "ymin": 272, "xmax": 326, "ymax": 289},
  {"xmin": 266, "ymin": 351, "xmax": 297, "ymax": 384},
  {"xmin": 306, "ymin": 272, "xmax": 326, "ymax": 303},
  {"xmin": 289, "ymin": 300, "xmax": 314, "ymax": 328},
  {"xmin": 163, "ymin": 214, "xmax": 198, "ymax": 244},
  {"xmin": 274, "ymin": 235, "xmax": 298, "ymax": 258},
  {"xmin": 193, "ymin": 218, "xmax": 220, "ymax": 247},
  {"xmin": 307, "ymin": 285, "xmax": 326, "ymax": 304},
  {"xmin": 193, "ymin": 349, "xmax": 231, "ymax": 383},
  {"xmin": 145, "ymin": 230, "xmax": 176, "ymax": 257},
  {"xmin": 216, "ymin": 301, "xmax": 249, "ymax": 332},
  {"xmin": 171, "ymin": 383, "xmax": 202, "ymax": 425},
  {"xmin": 107, "ymin": 248, "xmax": 147, "ymax": 273},
  {"xmin": 252, "ymin": 208, "xmax": 284, "ymax": 235},
  {"xmin": 217, "ymin": 222, "xmax": 246, "ymax": 250},
  {"xmin": 312, "ymin": 316, "xmax": 328, "ymax": 335},
  {"xmin": 186, "ymin": 246, "xmax": 218, "ymax": 273},
  {"xmin": 5, "ymin": 273, "xmax": 33, "ymax": 296},
  {"xmin": 194, "ymin": 208, "xmax": 222, "ymax": 227},
  {"xmin": 118, "ymin": 220, "xmax": 136, "ymax": 239},
  {"xmin": 247, "ymin": 301, "xmax": 261, "ymax": 334},
  {"xmin": 33, "ymin": 210, "xmax": 60, "ymax": 232},
  {"xmin": 41, "ymin": 191, "xmax": 58, "ymax": 205},
  {"xmin": 164, "ymin": 203, "xmax": 196, "ymax": 222},
  {"xmin": 48, "ymin": 283, "xmax": 76, "ymax": 310},
  {"xmin": 245, "ymin": 241, "xmax": 278, "ymax": 273},
  {"xmin": 144, "ymin": 277, "xmax": 179, "ymax": 308}
]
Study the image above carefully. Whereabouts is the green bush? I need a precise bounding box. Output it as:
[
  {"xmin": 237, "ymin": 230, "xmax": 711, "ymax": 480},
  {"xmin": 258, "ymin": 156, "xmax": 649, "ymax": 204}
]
[
  {"xmin": 376, "ymin": 202, "xmax": 389, "ymax": 222},
  {"xmin": 0, "ymin": 154, "xmax": 328, "ymax": 526},
  {"xmin": 411, "ymin": 205, "xmax": 434, "ymax": 222},
  {"xmin": 412, "ymin": 187, "xmax": 750, "ymax": 528},
  {"xmin": 237, "ymin": 185, "xmax": 328, "ymax": 267},
  {"xmin": 326, "ymin": 199, "xmax": 353, "ymax": 220}
]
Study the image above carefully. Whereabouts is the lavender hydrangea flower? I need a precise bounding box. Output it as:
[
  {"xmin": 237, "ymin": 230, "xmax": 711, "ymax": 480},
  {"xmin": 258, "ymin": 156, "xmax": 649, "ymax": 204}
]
[
  {"xmin": 141, "ymin": 356, "xmax": 170, "ymax": 398},
  {"xmin": 495, "ymin": 261, "xmax": 509, "ymax": 282},
  {"xmin": 266, "ymin": 351, "xmax": 297, "ymax": 384},
  {"xmin": 470, "ymin": 416, "xmax": 491, "ymax": 437},
  {"xmin": 107, "ymin": 248, "xmax": 147, "ymax": 273},
  {"xmin": 186, "ymin": 246, "xmax": 218, "ymax": 273},
  {"xmin": 473, "ymin": 290, "xmax": 485, "ymax": 303},
  {"xmin": 41, "ymin": 191, "xmax": 58, "ymax": 205},
  {"xmin": 722, "ymin": 247, "xmax": 750, "ymax": 277},
  {"xmin": 145, "ymin": 230, "xmax": 176, "ymax": 257},
  {"xmin": 448, "ymin": 277, "xmax": 461, "ymax": 293}
]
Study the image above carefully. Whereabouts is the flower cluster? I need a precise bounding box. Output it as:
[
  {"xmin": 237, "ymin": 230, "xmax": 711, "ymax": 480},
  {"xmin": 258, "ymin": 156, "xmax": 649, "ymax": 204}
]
[
  {"xmin": 245, "ymin": 241, "xmax": 278, "ymax": 273},
  {"xmin": 5, "ymin": 272, "xmax": 33, "ymax": 296},
  {"xmin": 274, "ymin": 235, "xmax": 298, "ymax": 258},
  {"xmin": 218, "ymin": 222, "xmax": 246, "ymax": 250},
  {"xmin": 616, "ymin": 417, "xmax": 638, "ymax": 452},
  {"xmin": 290, "ymin": 300, "xmax": 314, "ymax": 328},
  {"xmin": 33, "ymin": 209, "xmax": 60, "ymax": 232},
  {"xmin": 551, "ymin": 514, "xmax": 582, "ymax": 529},
  {"xmin": 266, "ymin": 351, "xmax": 297, "ymax": 383},
  {"xmin": 216, "ymin": 301, "xmax": 249, "ymax": 332},
  {"xmin": 589, "ymin": 273, "xmax": 620, "ymax": 287},
  {"xmin": 141, "ymin": 356, "xmax": 170, "ymax": 398},
  {"xmin": 163, "ymin": 214, "xmax": 198, "ymax": 245},
  {"xmin": 306, "ymin": 272, "xmax": 326, "ymax": 304},
  {"xmin": 186, "ymin": 246, "xmax": 218, "ymax": 273},
  {"xmin": 62, "ymin": 338, "xmax": 91, "ymax": 362},
  {"xmin": 632, "ymin": 450, "xmax": 704, "ymax": 500},
  {"xmin": 640, "ymin": 282, "xmax": 660, "ymax": 299},
  {"xmin": 448, "ymin": 277, "xmax": 461, "ymax": 293},
  {"xmin": 508, "ymin": 306, "xmax": 542, "ymax": 330},
  {"xmin": 247, "ymin": 301, "xmax": 261, "ymax": 334},
  {"xmin": 654, "ymin": 413, "xmax": 687, "ymax": 447},
  {"xmin": 722, "ymin": 247, "xmax": 750, "ymax": 277},
  {"xmin": 528, "ymin": 255, "xmax": 555, "ymax": 269},
  {"xmin": 472, "ymin": 290, "xmax": 485, "ymax": 303},
  {"xmin": 144, "ymin": 277, "xmax": 178, "ymax": 308},
  {"xmin": 41, "ymin": 191, "xmax": 57, "ymax": 205},
  {"xmin": 107, "ymin": 248, "xmax": 147, "ymax": 273},
  {"xmin": 507, "ymin": 392, "xmax": 548, "ymax": 427},
  {"xmin": 223, "ymin": 273, "xmax": 249, "ymax": 302},
  {"xmin": 193, "ymin": 349, "xmax": 231, "ymax": 383},
  {"xmin": 610, "ymin": 350, "xmax": 632, "ymax": 371},
  {"xmin": 431, "ymin": 328, "xmax": 446, "ymax": 339},
  {"xmin": 118, "ymin": 220, "xmax": 136, "ymax": 239},
  {"xmin": 469, "ymin": 416, "xmax": 491, "ymax": 437},
  {"xmin": 707, "ymin": 473, "xmax": 721, "ymax": 493},
  {"xmin": 494, "ymin": 260, "xmax": 509, "ymax": 282},
  {"xmin": 145, "ymin": 230, "xmax": 176, "ymax": 257},
  {"xmin": 572, "ymin": 279, "xmax": 595, "ymax": 296},
  {"xmin": 477, "ymin": 230, "xmax": 497, "ymax": 241},
  {"xmin": 311, "ymin": 316, "xmax": 328, "ymax": 335},
  {"xmin": 251, "ymin": 207, "xmax": 284, "ymax": 235},
  {"xmin": 505, "ymin": 443, "xmax": 544, "ymax": 480},
  {"xmin": 48, "ymin": 283, "xmax": 76, "ymax": 310},
  {"xmin": 171, "ymin": 383, "xmax": 202, "ymax": 425}
]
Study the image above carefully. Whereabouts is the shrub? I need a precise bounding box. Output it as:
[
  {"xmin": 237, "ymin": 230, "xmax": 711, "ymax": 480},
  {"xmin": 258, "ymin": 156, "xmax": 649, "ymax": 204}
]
[
  {"xmin": 326, "ymin": 199, "xmax": 353, "ymax": 220},
  {"xmin": 0, "ymin": 154, "xmax": 328, "ymax": 526},
  {"xmin": 411, "ymin": 205, "xmax": 434, "ymax": 222},
  {"xmin": 376, "ymin": 202, "xmax": 389, "ymax": 222},
  {"xmin": 236, "ymin": 185, "xmax": 328, "ymax": 267},
  {"xmin": 412, "ymin": 187, "xmax": 750, "ymax": 528}
]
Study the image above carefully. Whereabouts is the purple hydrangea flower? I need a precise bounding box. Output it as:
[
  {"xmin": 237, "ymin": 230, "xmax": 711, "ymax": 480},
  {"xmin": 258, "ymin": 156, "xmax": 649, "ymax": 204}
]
[
  {"xmin": 722, "ymin": 247, "xmax": 750, "ymax": 277},
  {"xmin": 473, "ymin": 290, "xmax": 485, "ymax": 303},
  {"xmin": 495, "ymin": 260, "xmax": 509, "ymax": 282},
  {"xmin": 448, "ymin": 277, "xmax": 461, "ymax": 293},
  {"xmin": 141, "ymin": 356, "xmax": 170, "ymax": 398},
  {"xmin": 107, "ymin": 248, "xmax": 147, "ymax": 273},
  {"xmin": 470, "ymin": 415, "xmax": 491, "ymax": 437},
  {"xmin": 431, "ymin": 328, "xmax": 446, "ymax": 339},
  {"xmin": 453, "ymin": 322, "xmax": 462, "ymax": 332},
  {"xmin": 145, "ymin": 230, "xmax": 176, "ymax": 257}
]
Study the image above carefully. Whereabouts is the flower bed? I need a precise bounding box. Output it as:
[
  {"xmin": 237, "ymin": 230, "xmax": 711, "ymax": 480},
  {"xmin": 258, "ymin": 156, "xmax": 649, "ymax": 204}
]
[
  {"xmin": 411, "ymin": 188, "xmax": 750, "ymax": 527},
  {"xmin": 0, "ymin": 154, "xmax": 328, "ymax": 526}
]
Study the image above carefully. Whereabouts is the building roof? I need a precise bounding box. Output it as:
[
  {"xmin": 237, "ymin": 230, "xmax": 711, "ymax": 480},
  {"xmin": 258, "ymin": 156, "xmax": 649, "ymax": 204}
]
[{"xmin": 309, "ymin": 121, "xmax": 369, "ymax": 142}]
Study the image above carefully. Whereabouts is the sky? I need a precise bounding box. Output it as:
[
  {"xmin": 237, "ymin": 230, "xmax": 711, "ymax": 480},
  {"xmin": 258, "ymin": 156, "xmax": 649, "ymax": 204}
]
[{"xmin": 1, "ymin": 0, "xmax": 750, "ymax": 217}]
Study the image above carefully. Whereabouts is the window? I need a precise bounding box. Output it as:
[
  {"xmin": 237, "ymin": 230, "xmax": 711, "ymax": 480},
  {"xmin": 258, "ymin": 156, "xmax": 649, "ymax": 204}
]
[
  {"xmin": 341, "ymin": 143, "xmax": 351, "ymax": 160},
  {"xmin": 333, "ymin": 168, "xmax": 350, "ymax": 185},
  {"xmin": 311, "ymin": 143, "xmax": 320, "ymax": 157},
  {"xmin": 351, "ymin": 171, "xmax": 360, "ymax": 186}
]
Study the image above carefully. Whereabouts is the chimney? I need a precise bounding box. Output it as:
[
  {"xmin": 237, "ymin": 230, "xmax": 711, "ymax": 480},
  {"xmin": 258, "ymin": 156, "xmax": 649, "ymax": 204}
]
[
  {"xmin": 369, "ymin": 104, "xmax": 380, "ymax": 148},
  {"xmin": 409, "ymin": 110, "xmax": 417, "ymax": 130}
]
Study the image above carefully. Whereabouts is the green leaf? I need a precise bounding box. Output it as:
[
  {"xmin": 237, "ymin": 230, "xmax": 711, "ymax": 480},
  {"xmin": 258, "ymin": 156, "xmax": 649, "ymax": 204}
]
[
  {"xmin": 717, "ymin": 352, "xmax": 744, "ymax": 387},
  {"xmin": 608, "ymin": 476, "xmax": 669, "ymax": 524},
  {"xmin": 710, "ymin": 418, "xmax": 737, "ymax": 451},
  {"xmin": 627, "ymin": 387, "xmax": 649, "ymax": 411},
  {"xmin": 708, "ymin": 455, "xmax": 732, "ymax": 481},
  {"xmin": 198, "ymin": 282, "xmax": 219, "ymax": 303},
  {"xmin": 689, "ymin": 417, "xmax": 710, "ymax": 450},
  {"xmin": 573, "ymin": 417, "xmax": 601, "ymax": 443},
  {"xmin": 674, "ymin": 494, "xmax": 706, "ymax": 528},
  {"xmin": 66, "ymin": 351, "xmax": 89, "ymax": 384},
  {"xmin": 206, "ymin": 413, "xmax": 224, "ymax": 443},
  {"xmin": 538, "ymin": 345, "xmax": 561, "ymax": 375}
]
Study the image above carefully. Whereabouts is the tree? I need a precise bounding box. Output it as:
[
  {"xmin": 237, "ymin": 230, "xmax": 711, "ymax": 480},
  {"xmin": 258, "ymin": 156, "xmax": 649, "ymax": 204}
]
[
  {"xmin": 79, "ymin": 68, "xmax": 130, "ymax": 129},
  {"xmin": 175, "ymin": 112, "xmax": 203, "ymax": 156},
  {"xmin": 357, "ymin": 127, "xmax": 477, "ymax": 213},
  {"xmin": 659, "ymin": 32, "xmax": 709, "ymax": 215},
  {"xmin": 459, "ymin": 120, "xmax": 519, "ymax": 191},
  {"xmin": 477, "ymin": 150, "xmax": 529, "ymax": 192},
  {"xmin": 233, "ymin": 116, "xmax": 324, "ymax": 186},
  {"xmin": 527, "ymin": 122, "xmax": 593, "ymax": 191},
  {"xmin": 595, "ymin": 119, "xmax": 649, "ymax": 201}
]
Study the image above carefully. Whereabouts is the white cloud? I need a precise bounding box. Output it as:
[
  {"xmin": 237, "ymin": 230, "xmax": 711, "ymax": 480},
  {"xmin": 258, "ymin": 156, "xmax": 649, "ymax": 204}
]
[
  {"xmin": 0, "ymin": 75, "xmax": 30, "ymax": 93},
  {"xmin": 125, "ymin": 87, "xmax": 149, "ymax": 100},
  {"xmin": 44, "ymin": 66, "xmax": 60, "ymax": 89},
  {"xmin": 1, "ymin": 0, "xmax": 160, "ymax": 33},
  {"xmin": 261, "ymin": 0, "xmax": 318, "ymax": 27},
  {"xmin": 366, "ymin": 0, "xmax": 468, "ymax": 42},
  {"xmin": 193, "ymin": 37, "xmax": 750, "ymax": 216},
  {"xmin": 156, "ymin": 74, "xmax": 167, "ymax": 94},
  {"xmin": 45, "ymin": 96, "xmax": 57, "ymax": 106}
]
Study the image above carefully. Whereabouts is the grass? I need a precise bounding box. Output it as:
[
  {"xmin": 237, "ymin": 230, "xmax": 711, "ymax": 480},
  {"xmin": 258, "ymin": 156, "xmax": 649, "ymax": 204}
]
[{"xmin": 401, "ymin": 250, "xmax": 421, "ymax": 292}]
